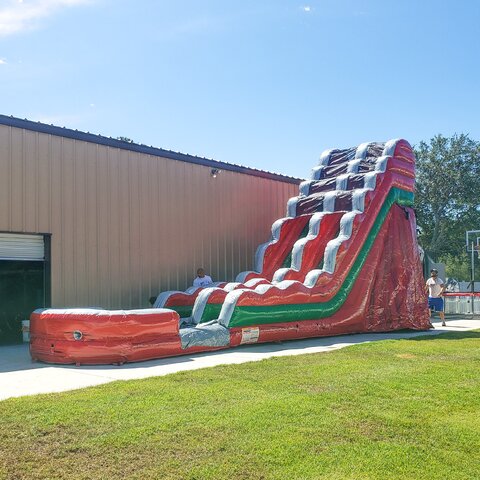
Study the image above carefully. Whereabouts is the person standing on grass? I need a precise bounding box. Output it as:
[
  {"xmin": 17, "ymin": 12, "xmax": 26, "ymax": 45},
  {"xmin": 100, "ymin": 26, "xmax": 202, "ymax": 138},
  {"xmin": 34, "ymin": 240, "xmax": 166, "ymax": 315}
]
[
  {"xmin": 193, "ymin": 268, "xmax": 213, "ymax": 288},
  {"xmin": 426, "ymin": 268, "xmax": 446, "ymax": 326}
]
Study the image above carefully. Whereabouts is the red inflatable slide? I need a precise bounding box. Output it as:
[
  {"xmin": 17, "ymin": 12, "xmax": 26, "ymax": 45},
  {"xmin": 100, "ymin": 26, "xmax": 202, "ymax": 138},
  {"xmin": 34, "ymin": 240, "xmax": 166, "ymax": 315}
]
[{"xmin": 30, "ymin": 138, "xmax": 431, "ymax": 365}]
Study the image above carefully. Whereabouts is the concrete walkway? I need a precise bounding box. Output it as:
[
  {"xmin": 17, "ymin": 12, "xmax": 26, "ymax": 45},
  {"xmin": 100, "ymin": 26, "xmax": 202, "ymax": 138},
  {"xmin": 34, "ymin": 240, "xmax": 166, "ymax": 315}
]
[{"xmin": 1, "ymin": 318, "xmax": 479, "ymax": 401}]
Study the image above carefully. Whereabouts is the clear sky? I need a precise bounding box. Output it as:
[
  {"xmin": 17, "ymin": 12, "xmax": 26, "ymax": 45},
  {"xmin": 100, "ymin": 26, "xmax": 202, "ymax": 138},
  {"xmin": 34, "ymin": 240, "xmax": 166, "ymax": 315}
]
[{"xmin": 1, "ymin": 0, "xmax": 479, "ymax": 179}]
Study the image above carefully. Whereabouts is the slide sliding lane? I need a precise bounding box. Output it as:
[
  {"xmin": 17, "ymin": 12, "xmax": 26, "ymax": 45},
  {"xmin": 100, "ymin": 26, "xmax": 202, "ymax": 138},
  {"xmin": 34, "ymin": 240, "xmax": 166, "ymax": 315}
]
[
  {"xmin": 295, "ymin": 156, "xmax": 414, "ymax": 215},
  {"xmin": 192, "ymin": 277, "xmax": 272, "ymax": 324},
  {"xmin": 275, "ymin": 155, "xmax": 415, "ymax": 284},
  {"xmin": 164, "ymin": 168, "xmax": 414, "ymax": 323},
  {"xmin": 157, "ymin": 215, "xmax": 312, "ymax": 317},
  {"xmin": 239, "ymin": 214, "xmax": 312, "ymax": 283},
  {"xmin": 154, "ymin": 283, "xmax": 227, "ymax": 317},
  {"xmin": 218, "ymin": 185, "xmax": 415, "ymax": 328},
  {"xmin": 228, "ymin": 204, "xmax": 430, "ymax": 346},
  {"xmin": 274, "ymin": 212, "xmax": 344, "ymax": 282}
]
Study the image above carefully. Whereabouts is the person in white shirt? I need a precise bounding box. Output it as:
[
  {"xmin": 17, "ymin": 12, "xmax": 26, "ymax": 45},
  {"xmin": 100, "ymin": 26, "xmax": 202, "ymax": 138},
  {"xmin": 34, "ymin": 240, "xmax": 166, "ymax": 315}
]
[
  {"xmin": 193, "ymin": 268, "xmax": 213, "ymax": 288},
  {"xmin": 425, "ymin": 269, "xmax": 446, "ymax": 326}
]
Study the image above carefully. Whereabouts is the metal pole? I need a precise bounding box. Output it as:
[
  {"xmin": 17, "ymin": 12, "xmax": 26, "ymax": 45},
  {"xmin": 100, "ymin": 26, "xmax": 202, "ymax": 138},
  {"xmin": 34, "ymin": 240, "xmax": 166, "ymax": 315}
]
[{"xmin": 471, "ymin": 241, "xmax": 475, "ymax": 316}]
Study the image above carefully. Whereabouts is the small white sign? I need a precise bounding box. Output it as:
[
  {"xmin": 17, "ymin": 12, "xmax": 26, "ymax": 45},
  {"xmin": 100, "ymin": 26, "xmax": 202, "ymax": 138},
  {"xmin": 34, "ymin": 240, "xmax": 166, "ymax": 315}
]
[{"xmin": 240, "ymin": 327, "xmax": 260, "ymax": 344}]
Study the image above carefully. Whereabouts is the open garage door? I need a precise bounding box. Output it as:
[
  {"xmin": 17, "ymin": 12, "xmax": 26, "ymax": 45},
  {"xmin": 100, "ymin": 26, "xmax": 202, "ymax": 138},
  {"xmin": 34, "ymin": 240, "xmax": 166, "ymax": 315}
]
[{"xmin": 0, "ymin": 233, "xmax": 50, "ymax": 345}]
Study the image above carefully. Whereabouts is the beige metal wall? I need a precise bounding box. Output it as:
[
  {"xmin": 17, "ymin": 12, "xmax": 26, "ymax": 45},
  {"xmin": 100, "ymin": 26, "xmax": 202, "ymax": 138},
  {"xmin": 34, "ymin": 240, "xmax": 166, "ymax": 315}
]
[{"xmin": 0, "ymin": 124, "xmax": 300, "ymax": 309}]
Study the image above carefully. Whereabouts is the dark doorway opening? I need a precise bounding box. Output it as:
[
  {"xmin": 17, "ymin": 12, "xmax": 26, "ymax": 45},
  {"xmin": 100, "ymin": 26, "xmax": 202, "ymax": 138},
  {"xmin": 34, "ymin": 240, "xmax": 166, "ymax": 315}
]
[{"xmin": 0, "ymin": 260, "xmax": 48, "ymax": 345}]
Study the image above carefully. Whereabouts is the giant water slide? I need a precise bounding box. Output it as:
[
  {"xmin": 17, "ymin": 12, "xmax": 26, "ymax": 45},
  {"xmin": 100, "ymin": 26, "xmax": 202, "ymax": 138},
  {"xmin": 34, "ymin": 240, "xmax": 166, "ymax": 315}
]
[{"xmin": 30, "ymin": 139, "xmax": 432, "ymax": 365}]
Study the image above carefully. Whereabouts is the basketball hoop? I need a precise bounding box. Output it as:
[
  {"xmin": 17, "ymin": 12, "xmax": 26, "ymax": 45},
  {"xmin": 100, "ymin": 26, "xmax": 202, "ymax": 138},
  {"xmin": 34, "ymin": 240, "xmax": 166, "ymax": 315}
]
[
  {"xmin": 466, "ymin": 230, "xmax": 480, "ymax": 316},
  {"xmin": 466, "ymin": 230, "xmax": 480, "ymax": 258}
]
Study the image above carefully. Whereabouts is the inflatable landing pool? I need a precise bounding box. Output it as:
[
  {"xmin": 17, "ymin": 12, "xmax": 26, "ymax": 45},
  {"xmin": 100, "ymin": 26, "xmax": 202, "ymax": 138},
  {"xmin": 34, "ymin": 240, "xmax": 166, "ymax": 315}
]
[{"xmin": 30, "ymin": 139, "xmax": 431, "ymax": 365}]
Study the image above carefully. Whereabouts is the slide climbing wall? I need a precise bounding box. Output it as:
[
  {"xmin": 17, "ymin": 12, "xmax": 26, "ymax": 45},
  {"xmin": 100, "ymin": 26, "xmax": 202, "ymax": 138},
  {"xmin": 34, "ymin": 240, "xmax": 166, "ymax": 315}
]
[{"xmin": 30, "ymin": 139, "xmax": 431, "ymax": 365}]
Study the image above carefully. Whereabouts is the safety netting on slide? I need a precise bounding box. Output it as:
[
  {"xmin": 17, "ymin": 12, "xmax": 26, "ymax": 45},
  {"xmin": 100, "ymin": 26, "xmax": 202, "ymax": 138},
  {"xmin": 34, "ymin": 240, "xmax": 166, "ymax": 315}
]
[{"xmin": 30, "ymin": 139, "xmax": 432, "ymax": 365}]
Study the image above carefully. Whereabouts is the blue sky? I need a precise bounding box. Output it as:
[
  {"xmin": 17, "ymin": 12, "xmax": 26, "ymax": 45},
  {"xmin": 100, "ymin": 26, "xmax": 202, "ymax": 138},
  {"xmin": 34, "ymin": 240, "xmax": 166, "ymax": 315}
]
[{"xmin": 1, "ymin": 0, "xmax": 479, "ymax": 178}]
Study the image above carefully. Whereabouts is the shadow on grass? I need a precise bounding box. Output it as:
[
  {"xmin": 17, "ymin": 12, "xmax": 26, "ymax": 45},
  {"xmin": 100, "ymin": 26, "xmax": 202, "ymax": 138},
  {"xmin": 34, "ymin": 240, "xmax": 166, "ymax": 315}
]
[{"xmin": 408, "ymin": 330, "xmax": 480, "ymax": 342}]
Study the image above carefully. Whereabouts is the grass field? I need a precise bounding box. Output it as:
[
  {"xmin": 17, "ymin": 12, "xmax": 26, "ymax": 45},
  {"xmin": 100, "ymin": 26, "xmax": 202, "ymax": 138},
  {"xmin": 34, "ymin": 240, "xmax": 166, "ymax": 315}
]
[{"xmin": 1, "ymin": 330, "xmax": 479, "ymax": 480}]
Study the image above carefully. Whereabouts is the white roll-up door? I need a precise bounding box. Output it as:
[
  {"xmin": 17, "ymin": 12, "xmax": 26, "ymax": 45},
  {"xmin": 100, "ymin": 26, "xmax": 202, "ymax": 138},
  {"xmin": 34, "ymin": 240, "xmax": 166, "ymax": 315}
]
[{"xmin": 0, "ymin": 233, "xmax": 45, "ymax": 261}]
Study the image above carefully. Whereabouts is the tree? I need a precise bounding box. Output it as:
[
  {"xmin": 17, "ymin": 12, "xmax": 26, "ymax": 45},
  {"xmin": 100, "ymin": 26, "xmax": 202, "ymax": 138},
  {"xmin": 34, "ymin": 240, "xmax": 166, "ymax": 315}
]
[
  {"xmin": 116, "ymin": 136, "xmax": 134, "ymax": 143},
  {"xmin": 414, "ymin": 134, "xmax": 480, "ymax": 263}
]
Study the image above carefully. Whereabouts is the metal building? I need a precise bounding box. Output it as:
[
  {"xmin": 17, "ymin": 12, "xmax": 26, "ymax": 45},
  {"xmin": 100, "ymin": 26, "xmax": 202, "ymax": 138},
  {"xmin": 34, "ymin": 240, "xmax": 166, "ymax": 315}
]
[{"xmin": 0, "ymin": 115, "xmax": 301, "ymax": 344}]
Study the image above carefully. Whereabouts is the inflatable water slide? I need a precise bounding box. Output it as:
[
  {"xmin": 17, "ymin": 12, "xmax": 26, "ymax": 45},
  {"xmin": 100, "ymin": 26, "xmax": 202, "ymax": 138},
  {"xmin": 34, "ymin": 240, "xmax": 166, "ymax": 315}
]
[{"xmin": 30, "ymin": 139, "xmax": 431, "ymax": 365}]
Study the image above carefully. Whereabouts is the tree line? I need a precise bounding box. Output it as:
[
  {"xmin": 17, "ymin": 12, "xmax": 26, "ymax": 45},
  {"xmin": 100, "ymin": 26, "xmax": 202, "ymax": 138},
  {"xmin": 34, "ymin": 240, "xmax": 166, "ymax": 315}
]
[{"xmin": 414, "ymin": 133, "xmax": 480, "ymax": 279}]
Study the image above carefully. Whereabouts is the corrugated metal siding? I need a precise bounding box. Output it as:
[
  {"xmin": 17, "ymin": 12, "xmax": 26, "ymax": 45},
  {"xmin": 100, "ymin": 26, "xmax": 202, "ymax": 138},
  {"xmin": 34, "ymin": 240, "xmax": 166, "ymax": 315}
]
[{"xmin": 0, "ymin": 124, "xmax": 300, "ymax": 309}]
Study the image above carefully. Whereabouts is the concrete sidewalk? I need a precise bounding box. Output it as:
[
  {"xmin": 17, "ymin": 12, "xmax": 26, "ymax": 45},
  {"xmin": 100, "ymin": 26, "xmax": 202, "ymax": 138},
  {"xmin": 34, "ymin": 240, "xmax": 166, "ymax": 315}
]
[{"xmin": 1, "ymin": 318, "xmax": 479, "ymax": 401}]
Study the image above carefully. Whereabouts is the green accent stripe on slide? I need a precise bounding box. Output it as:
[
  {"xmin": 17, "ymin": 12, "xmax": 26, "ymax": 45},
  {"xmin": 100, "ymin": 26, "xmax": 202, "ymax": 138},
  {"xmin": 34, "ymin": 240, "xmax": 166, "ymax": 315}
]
[
  {"xmin": 168, "ymin": 305, "xmax": 193, "ymax": 319},
  {"xmin": 199, "ymin": 303, "xmax": 223, "ymax": 323}
]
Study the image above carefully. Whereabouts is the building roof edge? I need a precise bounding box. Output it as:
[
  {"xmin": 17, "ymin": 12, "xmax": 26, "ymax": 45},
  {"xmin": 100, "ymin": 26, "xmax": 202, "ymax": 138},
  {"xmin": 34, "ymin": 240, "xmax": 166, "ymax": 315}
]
[{"xmin": 0, "ymin": 114, "xmax": 302, "ymax": 184}]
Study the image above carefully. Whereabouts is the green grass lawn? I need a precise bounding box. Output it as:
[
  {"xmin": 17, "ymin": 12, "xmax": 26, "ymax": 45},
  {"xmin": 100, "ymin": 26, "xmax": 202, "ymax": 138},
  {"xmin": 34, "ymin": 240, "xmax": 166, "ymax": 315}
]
[{"xmin": 1, "ymin": 330, "xmax": 479, "ymax": 480}]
